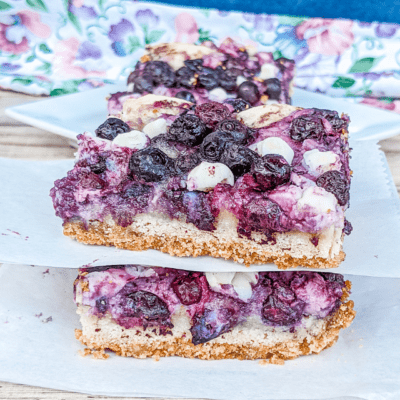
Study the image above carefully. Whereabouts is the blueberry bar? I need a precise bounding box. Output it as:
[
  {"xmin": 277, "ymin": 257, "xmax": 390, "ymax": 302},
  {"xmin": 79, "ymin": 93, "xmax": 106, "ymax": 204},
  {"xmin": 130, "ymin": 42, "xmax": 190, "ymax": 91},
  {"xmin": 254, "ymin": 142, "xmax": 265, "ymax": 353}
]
[
  {"xmin": 107, "ymin": 38, "xmax": 295, "ymax": 115},
  {"xmin": 74, "ymin": 265, "xmax": 355, "ymax": 363},
  {"xmin": 51, "ymin": 95, "xmax": 351, "ymax": 269}
]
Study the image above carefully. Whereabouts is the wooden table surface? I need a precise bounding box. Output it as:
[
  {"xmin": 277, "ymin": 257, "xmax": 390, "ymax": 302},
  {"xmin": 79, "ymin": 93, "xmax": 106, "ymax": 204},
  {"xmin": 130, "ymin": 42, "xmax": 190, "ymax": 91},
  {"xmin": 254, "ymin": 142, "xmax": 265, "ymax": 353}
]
[{"xmin": 0, "ymin": 89, "xmax": 399, "ymax": 399}]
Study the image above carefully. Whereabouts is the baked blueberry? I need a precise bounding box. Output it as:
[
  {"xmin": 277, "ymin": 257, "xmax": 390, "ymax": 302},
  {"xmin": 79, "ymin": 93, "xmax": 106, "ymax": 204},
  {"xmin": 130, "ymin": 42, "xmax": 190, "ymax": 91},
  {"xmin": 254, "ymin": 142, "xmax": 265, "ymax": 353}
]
[
  {"xmin": 225, "ymin": 98, "xmax": 251, "ymax": 112},
  {"xmin": 200, "ymin": 131, "xmax": 233, "ymax": 162},
  {"xmin": 143, "ymin": 61, "xmax": 175, "ymax": 87},
  {"xmin": 316, "ymin": 171, "xmax": 349, "ymax": 206},
  {"xmin": 237, "ymin": 81, "xmax": 260, "ymax": 105},
  {"xmin": 90, "ymin": 156, "xmax": 107, "ymax": 174},
  {"xmin": 290, "ymin": 115, "xmax": 324, "ymax": 142},
  {"xmin": 129, "ymin": 147, "xmax": 175, "ymax": 182},
  {"xmin": 251, "ymin": 154, "xmax": 291, "ymax": 190},
  {"xmin": 175, "ymin": 90, "xmax": 196, "ymax": 103},
  {"xmin": 217, "ymin": 119, "xmax": 250, "ymax": 144},
  {"xmin": 220, "ymin": 143, "xmax": 258, "ymax": 178},
  {"xmin": 95, "ymin": 296, "xmax": 108, "ymax": 313},
  {"xmin": 169, "ymin": 114, "xmax": 207, "ymax": 146},
  {"xmin": 314, "ymin": 108, "xmax": 347, "ymax": 132},
  {"xmin": 184, "ymin": 58, "xmax": 203, "ymax": 72},
  {"xmin": 264, "ymin": 78, "xmax": 281, "ymax": 100},
  {"xmin": 175, "ymin": 66, "xmax": 195, "ymax": 89},
  {"xmin": 195, "ymin": 101, "xmax": 231, "ymax": 128},
  {"xmin": 196, "ymin": 67, "xmax": 219, "ymax": 91},
  {"xmin": 217, "ymin": 67, "xmax": 238, "ymax": 91},
  {"xmin": 175, "ymin": 152, "xmax": 201, "ymax": 174},
  {"xmin": 262, "ymin": 296, "xmax": 305, "ymax": 326},
  {"xmin": 171, "ymin": 273, "xmax": 202, "ymax": 305},
  {"xmin": 95, "ymin": 118, "xmax": 130, "ymax": 141},
  {"xmin": 125, "ymin": 290, "xmax": 170, "ymax": 321},
  {"xmin": 132, "ymin": 74, "xmax": 154, "ymax": 94}
]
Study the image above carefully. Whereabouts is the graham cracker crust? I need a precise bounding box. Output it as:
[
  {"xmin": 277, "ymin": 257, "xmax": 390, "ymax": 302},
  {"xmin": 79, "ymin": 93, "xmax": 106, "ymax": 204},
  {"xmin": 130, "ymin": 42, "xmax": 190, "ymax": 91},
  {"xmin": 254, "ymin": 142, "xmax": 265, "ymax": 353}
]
[
  {"xmin": 75, "ymin": 286, "xmax": 355, "ymax": 364},
  {"xmin": 64, "ymin": 221, "xmax": 345, "ymax": 269}
]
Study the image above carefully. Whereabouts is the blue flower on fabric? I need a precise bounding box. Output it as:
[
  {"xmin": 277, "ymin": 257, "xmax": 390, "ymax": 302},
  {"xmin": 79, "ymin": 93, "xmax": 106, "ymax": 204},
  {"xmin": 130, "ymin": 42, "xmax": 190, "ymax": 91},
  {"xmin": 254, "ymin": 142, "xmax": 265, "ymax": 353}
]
[
  {"xmin": 76, "ymin": 41, "xmax": 102, "ymax": 61},
  {"xmin": 274, "ymin": 24, "xmax": 307, "ymax": 60},
  {"xmin": 375, "ymin": 23, "xmax": 398, "ymax": 38},
  {"xmin": 108, "ymin": 19, "xmax": 135, "ymax": 57},
  {"xmin": 135, "ymin": 9, "xmax": 159, "ymax": 28},
  {"xmin": 0, "ymin": 62, "xmax": 21, "ymax": 72},
  {"xmin": 243, "ymin": 13, "xmax": 274, "ymax": 32},
  {"xmin": 69, "ymin": 5, "xmax": 98, "ymax": 20}
]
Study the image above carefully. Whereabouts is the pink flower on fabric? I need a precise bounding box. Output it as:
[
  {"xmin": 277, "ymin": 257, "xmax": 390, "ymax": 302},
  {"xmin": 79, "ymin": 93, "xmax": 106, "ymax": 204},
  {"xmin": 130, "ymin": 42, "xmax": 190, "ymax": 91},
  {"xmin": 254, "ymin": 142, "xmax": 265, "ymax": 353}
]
[
  {"xmin": 175, "ymin": 13, "xmax": 199, "ymax": 43},
  {"xmin": 360, "ymin": 98, "xmax": 400, "ymax": 114},
  {"xmin": 296, "ymin": 19, "xmax": 354, "ymax": 55},
  {"xmin": 0, "ymin": 22, "xmax": 29, "ymax": 54},
  {"xmin": 72, "ymin": 0, "xmax": 85, "ymax": 6},
  {"xmin": 17, "ymin": 10, "xmax": 51, "ymax": 39},
  {"xmin": 53, "ymin": 37, "xmax": 105, "ymax": 79}
]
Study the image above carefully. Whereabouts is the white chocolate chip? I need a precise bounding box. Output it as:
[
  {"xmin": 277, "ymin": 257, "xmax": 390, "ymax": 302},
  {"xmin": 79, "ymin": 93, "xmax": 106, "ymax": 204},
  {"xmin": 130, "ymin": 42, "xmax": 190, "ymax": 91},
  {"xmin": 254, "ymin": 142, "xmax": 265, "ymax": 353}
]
[
  {"xmin": 236, "ymin": 75, "xmax": 247, "ymax": 86},
  {"xmin": 297, "ymin": 186, "xmax": 338, "ymax": 214},
  {"xmin": 259, "ymin": 63, "xmax": 279, "ymax": 80},
  {"xmin": 112, "ymin": 130, "xmax": 149, "ymax": 150},
  {"xmin": 187, "ymin": 162, "xmax": 234, "ymax": 192},
  {"xmin": 250, "ymin": 137, "xmax": 294, "ymax": 164},
  {"xmin": 142, "ymin": 118, "xmax": 167, "ymax": 139},
  {"xmin": 231, "ymin": 272, "xmax": 258, "ymax": 301},
  {"xmin": 245, "ymin": 45, "xmax": 258, "ymax": 57},
  {"xmin": 303, "ymin": 149, "xmax": 341, "ymax": 177},
  {"xmin": 205, "ymin": 272, "xmax": 236, "ymax": 288},
  {"xmin": 209, "ymin": 87, "xmax": 228, "ymax": 101}
]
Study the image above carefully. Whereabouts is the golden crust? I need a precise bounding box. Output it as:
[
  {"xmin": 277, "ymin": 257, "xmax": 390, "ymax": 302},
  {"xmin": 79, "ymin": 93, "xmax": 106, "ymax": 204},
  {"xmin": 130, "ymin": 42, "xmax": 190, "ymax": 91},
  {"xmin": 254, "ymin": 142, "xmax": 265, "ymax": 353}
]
[
  {"xmin": 75, "ymin": 288, "xmax": 355, "ymax": 364},
  {"xmin": 64, "ymin": 221, "xmax": 345, "ymax": 269}
]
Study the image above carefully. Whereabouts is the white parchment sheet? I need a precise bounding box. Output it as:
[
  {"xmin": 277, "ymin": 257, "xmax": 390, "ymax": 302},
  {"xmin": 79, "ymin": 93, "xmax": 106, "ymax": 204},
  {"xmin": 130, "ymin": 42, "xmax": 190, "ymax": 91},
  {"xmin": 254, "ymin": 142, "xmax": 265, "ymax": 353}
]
[
  {"xmin": 1, "ymin": 139, "xmax": 399, "ymax": 275},
  {"xmin": 0, "ymin": 264, "xmax": 399, "ymax": 399}
]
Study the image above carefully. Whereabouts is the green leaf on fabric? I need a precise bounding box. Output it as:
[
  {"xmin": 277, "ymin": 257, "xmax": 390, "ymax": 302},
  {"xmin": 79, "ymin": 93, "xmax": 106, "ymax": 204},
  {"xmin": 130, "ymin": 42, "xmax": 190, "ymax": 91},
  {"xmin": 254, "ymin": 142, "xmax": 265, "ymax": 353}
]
[
  {"xmin": 145, "ymin": 30, "xmax": 165, "ymax": 45},
  {"xmin": 127, "ymin": 36, "xmax": 141, "ymax": 54},
  {"xmin": 99, "ymin": 0, "xmax": 106, "ymax": 10},
  {"xmin": 39, "ymin": 43, "xmax": 52, "ymax": 54},
  {"xmin": 199, "ymin": 9, "xmax": 211, "ymax": 18},
  {"xmin": 198, "ymin": 28, "xmax": 212, "ymax": 43},
  {"xmin": 36, "ymin": 62, "xmax": 51, "ymax": 74},
  {"xmin": 0, "ymin": 1, "xmax": 12, "ymax": 11},
  {"xmin": 273, "ymin": 50, "xmax": 283, "ymax": 60},
  {"xmin": 68, "ymin": 11, "xmax": 82, "ymax": 34},
  {"xmin": 26, "ymin": 54, "xmax": 36, "ymax": 63},
  {"xmin": 11, "ymin": 77, "xmax": 33, "ymax": 86},
  {"xmin": 332, "ymin": 77, "xmax": 356, "ymax": 89},
  {"xmin": 50, "ymin": 80, "xmax": 85, "ymax": 96},
  {"xmin": 26, "ymin": 0, "xmax": 48, "ymax": 12},
  {"xmin": 278, "ymin": 16, "xmax": 306, "ymax": 26},
  {"xmin": 50, "ymin": 88, "xmax": 71, "ymax": 96},
  {"xmin": 348, "ymin": 57, "xmax": 383, "ymax": 73}
]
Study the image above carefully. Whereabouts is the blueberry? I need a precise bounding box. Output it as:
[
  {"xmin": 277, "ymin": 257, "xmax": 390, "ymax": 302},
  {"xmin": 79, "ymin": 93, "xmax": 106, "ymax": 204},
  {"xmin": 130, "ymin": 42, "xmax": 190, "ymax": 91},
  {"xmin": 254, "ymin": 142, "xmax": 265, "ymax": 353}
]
[
  {"xmin": 217, "ymin": 119, "xmax": 250, "ymax": 144},
  {"xmin": 262, "ymin": 296, "xmax": 305, "ymax": 326},
  {"xmin": 196, "ymin": 67, "xmax": 219, "ymax": 90},
  {"xmin": 121, "ymin": 181, "xmax": 153, "ymax": 205},
  {"xmin": 316, "ymin": 171, "xmax": 349, "ymax": 206},
  {"xmin": 95, "ymin": 118, "xmax": 130, "ymax": 141},
  {"xmin": 195, "ymin": 102, "xmax": 231, "ymax": 128},
  {"xmin": 237, "ymin": 81, "xmax": 260, "ymax": 105},
  {"xmin": 251, "ymin": 155, "xmax": 291, "ymax": 190},
  {"xmin": 144, "ymin": 61, "xmax": 175, "ymax": 87},
  {"xmin": 220, "ymin": 143, "xmax": 258, "ymax": 178},
  {"xmin": 225, "ymin": 98, "xmax": 251, "ymax": 112},
  {"xmin": 125, "ymin": 290, "xmax": 170, "ymax": 321},
  {"xmin": 184, "ymin": 58, "xmax": 203, "ymax": 72},
  {"xmin": 169, "ymin": 114, "xmax": 208, "ymax": 146},
  {"xmin": 183, "ymin": 191, "xmax": 215, "ymax": 231},
  {"xmin": 90, "ymin": 156, "xmax": 107, "ymax": 174},
  {"xmin": 132, "ymin": 74, "xmax": 154, "ymax": 94},
  {"xmin": 175, "ymin": 152, "xmax": 201, "ymax": 174},
  {"xmin": 318, "ymin": 273, "xmax": 345, "ymax": 285},
  {"xmin": 172, "ymin": 273, "xmax": 202, "ymax": 305},
  {"xmin": 175, "ymin": 66, "xmax": 195, "ymax": 89},
  {"xmin": 151, "ymin": 134, "xmax": 180, "ymax": 158},
  {"xmin": 289, "ymin": 116, "xmax": 324, "ymax": 142},
  {"xmin": 175, "ymin": 90, "xmax": 196, "ymax": 103},
  {"xmin": 343, "ymin": 219, "xmax": 353, "ymax": 235},
  {"xmin": 313, "ymin": 108, "xmax": 347, "ymax": 132},
  {"xmin": 264, "ymin": 78, "xmax": 281, "ymax": 100},
  {"xmin": 129, "ymin": 147, "xmax": 175, "ymax": 182},
  {"xmin": 96, "ymin": 296, "xmax": 108, "ymax": 313},
  {"xmin": 217, "ymin": 67, "xmax": 238, "ymax": 91},
  {"xmin": 200, "ymin": 131, "xmax": 233, "ymax": 162}
]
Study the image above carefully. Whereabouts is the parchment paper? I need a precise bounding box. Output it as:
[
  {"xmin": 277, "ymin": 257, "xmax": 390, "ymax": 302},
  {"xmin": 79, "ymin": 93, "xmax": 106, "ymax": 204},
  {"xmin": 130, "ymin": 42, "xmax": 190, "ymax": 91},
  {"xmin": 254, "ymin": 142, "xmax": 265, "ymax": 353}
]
[
  {"xmin": 0, "ymin": 264, "xmax": 399, "ymax": 399},
  {"xmin": 1, "ymin": 139, "xmax": 400, "ymax": 275}
]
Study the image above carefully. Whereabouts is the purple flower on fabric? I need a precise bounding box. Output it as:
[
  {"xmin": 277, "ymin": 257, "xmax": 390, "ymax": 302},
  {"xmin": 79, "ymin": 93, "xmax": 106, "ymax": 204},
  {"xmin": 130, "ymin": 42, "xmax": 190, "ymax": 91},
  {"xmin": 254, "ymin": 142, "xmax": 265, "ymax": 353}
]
[
  {"xmin": 358, "ymin": 21, "xmax": 372, "ymax": 27},
  {"xmin": 353, "ymin": 72, "xmax": 381, "ymax": 81},
  {"xmin": 69, "ymin": 5, "xmax": 97, "ymax": 19},
  {"xmin": 76, "ymin": 41, "xmax": 102, "ymax": 61},
  {"xmin": 375, "ymin": 23, "xmax": 398, "ymax": 38},
  {"xmin": 135, "ymin": 9, "xmax": 159, "ymax": 28},
  {"xmin": 108, "ymin": 19, "xmax": 135, "ymax": 42},
  {"xmin": 218, "ymin": 11, "xmax": 230, "ymax": 17},
  {"xmin": 0, "ymin": 62, "xmax": 21, "ymax": 72},
  {"xmin": 243, "ymin": 13, "xmax": 274, "ymax": 32},
  {"xmin": 108, "ymin": 19, "xmax": 135, "ymax": 57},
  {"xmin": 274, "ymin": 25, "xmax": 307, "ymax": 59}
]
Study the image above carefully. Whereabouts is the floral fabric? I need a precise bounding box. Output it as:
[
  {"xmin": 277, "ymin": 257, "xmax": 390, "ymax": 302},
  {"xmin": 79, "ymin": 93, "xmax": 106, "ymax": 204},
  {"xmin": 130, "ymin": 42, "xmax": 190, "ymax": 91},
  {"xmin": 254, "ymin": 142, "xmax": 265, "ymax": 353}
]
[{"xmin": 0, "ymin": 0, "xmax": 399, "ymax": 112}]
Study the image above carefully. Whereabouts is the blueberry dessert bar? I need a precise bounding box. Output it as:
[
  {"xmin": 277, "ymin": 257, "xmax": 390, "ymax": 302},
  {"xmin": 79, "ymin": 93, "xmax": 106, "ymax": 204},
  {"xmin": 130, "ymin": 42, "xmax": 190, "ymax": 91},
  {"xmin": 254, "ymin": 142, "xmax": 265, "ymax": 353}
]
[
  {"xmin": 51, "ymin": 95, "xmax": 352, "ymax": 269},
  {"xmin": 74, "ymin": 265, "xmax": 355, "ymax": 363},
  {"xmin": 107, "ymin": 38, "xmax": 295, "ymax": 115}
]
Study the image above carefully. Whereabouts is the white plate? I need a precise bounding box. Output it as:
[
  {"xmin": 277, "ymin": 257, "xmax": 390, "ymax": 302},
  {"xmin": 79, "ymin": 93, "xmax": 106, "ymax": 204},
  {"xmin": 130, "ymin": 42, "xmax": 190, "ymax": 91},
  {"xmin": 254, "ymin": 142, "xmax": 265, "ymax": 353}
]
[{"xmin": 5, "ymin": 83, "xmax": 400, "ymax": 142}]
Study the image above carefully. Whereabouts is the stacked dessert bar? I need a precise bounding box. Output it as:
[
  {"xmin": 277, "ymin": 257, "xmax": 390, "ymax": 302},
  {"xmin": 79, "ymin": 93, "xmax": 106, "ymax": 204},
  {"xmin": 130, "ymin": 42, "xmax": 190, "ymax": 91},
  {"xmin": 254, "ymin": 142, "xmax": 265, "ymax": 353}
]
[{"xmin": 51, "ymin": 39, "xmax": 355, "ymax": 363}]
